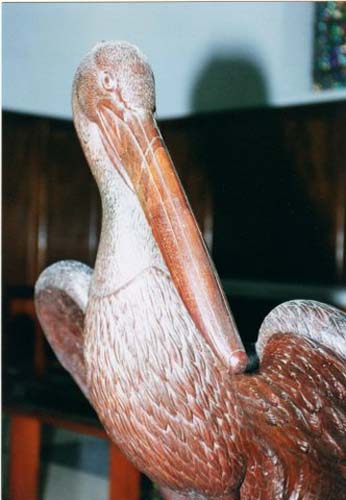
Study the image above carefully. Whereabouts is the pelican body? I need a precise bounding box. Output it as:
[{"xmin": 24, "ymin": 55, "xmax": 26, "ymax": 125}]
[{"xmin": 35, "ymin": 42, "xmax": 346, "ymax": 499}]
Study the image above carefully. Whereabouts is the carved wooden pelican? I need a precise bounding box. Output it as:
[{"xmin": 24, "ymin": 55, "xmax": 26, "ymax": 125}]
[{"xmin": 35, "ymin": 42, "xmax": 346, "ymax": 499}]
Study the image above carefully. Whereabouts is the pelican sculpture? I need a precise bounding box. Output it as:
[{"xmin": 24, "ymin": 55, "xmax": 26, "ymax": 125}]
[{"xmin": 35, "ymin": 42, "xmax": 346, "ymax": 499}]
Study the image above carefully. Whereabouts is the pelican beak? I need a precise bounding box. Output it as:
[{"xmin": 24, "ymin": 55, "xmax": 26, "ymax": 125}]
[{"xmin": 97, "ymin": 102, "xmax": 248, "ymax": 374}]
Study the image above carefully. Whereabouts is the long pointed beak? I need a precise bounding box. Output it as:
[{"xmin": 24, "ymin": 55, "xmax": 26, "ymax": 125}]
[{"xmin": 97, "ymin": 103, "xmax": 248, "ymax": 373}]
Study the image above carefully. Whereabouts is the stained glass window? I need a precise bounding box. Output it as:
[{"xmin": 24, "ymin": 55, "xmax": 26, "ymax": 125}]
[{"xmin": 313, "ymin": 2, "xmax": 346, "ymax": 90}]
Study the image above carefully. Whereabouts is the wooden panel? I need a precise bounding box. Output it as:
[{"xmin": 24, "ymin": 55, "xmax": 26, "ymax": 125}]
[
  {"xmin": 282, "ymin": 103, "xmax": 346, "ymax": 283},
  {"xmin": 43, "ymin": 119, "xmax": 101, "ymax": 271},
  {"xmin": 203, "ymin": 102, "xmax": 346, "ymax": 285},
  {"xmin": 3, "ymin": 102, "xmax": 346, "ymax": 289},
  {"xmin": 3, "ymin": 114, "xmax": 49, "ymax": 286}
]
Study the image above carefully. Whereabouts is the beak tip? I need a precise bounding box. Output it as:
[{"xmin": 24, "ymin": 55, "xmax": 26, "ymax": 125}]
[{"xmin": 229, "ymin": 351, "xmax": 249, "ymax": 374}]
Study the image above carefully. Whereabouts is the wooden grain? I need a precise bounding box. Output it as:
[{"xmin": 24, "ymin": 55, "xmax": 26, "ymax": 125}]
[
  {"xmin": 3, "ymin": 115, "xmax": 47, "ymax": 286},
  {"xmin": 282, "ymin": 103, "xmax": 346, "ymax": 283}
]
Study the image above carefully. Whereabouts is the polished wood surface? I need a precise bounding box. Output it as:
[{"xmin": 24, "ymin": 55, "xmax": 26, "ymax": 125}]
[
  {"xmin": 3, "ymin": 100, "xmax": 346, "ymax": 291},
  {"xmin": 3, "ymin": 115, "xmax": 48, "ymax": 286}
]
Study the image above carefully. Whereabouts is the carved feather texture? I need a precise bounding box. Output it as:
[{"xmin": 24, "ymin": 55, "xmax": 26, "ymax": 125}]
[
  {"xmin": 236, "ymin": 333, "xmax": 346, "ymax": 498},
  {"xmin": 257, "ymin": 299, "xmax": 346, "ymax": 361},
  {"xmin": 85, "ymin": 267, "xmax": 246, "ymax": 497},
  {"xmin": 35, "ymin": 260, "xmax": 92, "ymax": 398},
  {"xmin": 84, "ymin": 264, "xmax": 346, "ymax": 498}
]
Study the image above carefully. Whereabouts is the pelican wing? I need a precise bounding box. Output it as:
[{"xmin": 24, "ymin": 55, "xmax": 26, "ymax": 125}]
[
  {"xmin": 35, "ymin": 260, "xmax": 92, "ymax": 398},
  {"xmin": 250, "ymin": 301, "xmax": 346, "ymax": 477},
  {"xmin": 257, "ymin": 299, "xmax": 346, "ymax": 360}
]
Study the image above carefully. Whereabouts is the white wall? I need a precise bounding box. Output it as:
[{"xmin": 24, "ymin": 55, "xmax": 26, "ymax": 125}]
[{"xmin": 3, "ymin": 2, "xmax": 346, "ymax": 120}]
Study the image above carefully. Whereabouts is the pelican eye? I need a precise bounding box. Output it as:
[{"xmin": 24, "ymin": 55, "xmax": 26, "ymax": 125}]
[{"xmin": 101, "ymin": 71, "xmax": 115, "ymax": 91}]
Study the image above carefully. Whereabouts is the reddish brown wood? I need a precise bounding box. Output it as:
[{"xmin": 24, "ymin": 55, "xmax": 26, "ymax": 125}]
[
  {"xmin": 109, "ymin": 443, "xmax": 140, "ymax": 500},
  {"xmin": 5, "ymin": 406, "xmax": 106, "ymax": 438},
  {"xmin": 9, "ymin": 414, "xmax": 41, "ymax": 500},
  {"xmin": 283, "ymin": 103, "xmax": 346, "ymax": 284},
  {"xmin": 35, "ymin": 272, "xmax": 90, "ymax": 397},
  {"xmin": 3, "ymin": 115, "xmax": 46, "ymax": 286}
]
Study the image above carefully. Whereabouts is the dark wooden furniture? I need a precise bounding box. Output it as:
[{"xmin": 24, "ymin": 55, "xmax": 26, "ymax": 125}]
[
  {"xmin": 4, "ymin": 102, "xmax": 345, "ymax": 291},
  {"xmin": 3, "ymin": 294, "xmax": 140, "ymax": 500},
  {"xmin": 6, "ymin": 406, "xmax": 140, "ymax": 500}
]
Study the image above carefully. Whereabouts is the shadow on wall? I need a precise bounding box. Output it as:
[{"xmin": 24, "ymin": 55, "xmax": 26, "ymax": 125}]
[
  {"xmin": 191, "ymin": 54, "xmax": 269, "ymax": 113},
  {"xmin": 186, "ymin": 54, "xmax": 336, "ymax": 341},
  {"xmin": 187, "ymin": 54, "xmax": 273, "ymax": 342}
]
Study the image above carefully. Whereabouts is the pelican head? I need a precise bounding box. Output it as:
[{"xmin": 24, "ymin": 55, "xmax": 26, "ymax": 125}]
[{"xmin": 73, "ymin": 42, "xmax": 155, "ymax": 120}]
